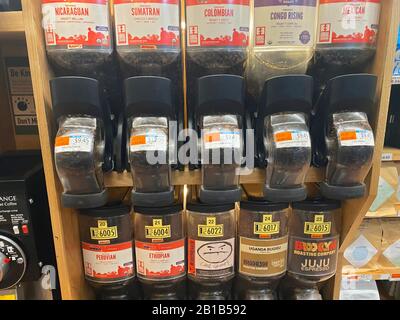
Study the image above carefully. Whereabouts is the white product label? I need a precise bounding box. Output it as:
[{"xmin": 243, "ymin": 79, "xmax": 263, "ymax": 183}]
[
  {"xmin": 55, "ymin": 133, "xmax": 93, "ymax": 153},
  {"xmin": 186, "ymin": 0, "xmax": 250, "ymax": 47},
  {"xmin": 203, "ymin": 130, "xmax": 241, "ymax": 149},
  {"xmin": 130, "ymin": 129, "xmax": 168, "ymax": 152},
  {"xmin": 317, "ymin": 0, "xmax": 381, "ymax": 45},
  {"xmin": 188, "ymin": 238, "xmax": 235, "ymax": 278},
  {"xmin": 339, "ymin": 129, "xmax": 374, "ymax": 147},
  {"xmin": 42, "ymin": 0, "xmax": 111, "ymax": 48},
  {"xmin": 114, "ymin": 0, "xmax": 180, "ymax": 48},
  {"xmin": 82, "ymin": 241, "xmax": 135, "ymax": 280},
  {"xmin": 135, "ymin": 239, "xmax": 185, "ymax": 279},
  {"xmin": 383, "ymin": 239, "xmax": 400, "ymax": 267},
  {"xmin": 381, "ymin": 153, "xmax": 393, "ymax": 161},
  {"xmin": 344, "ymin": 234, "xmax": 378, "ymax": 268},
  {"xmin": 274, "ymin": 130, "xmax": 311, "ymax": 148},
  {"xmin": 254, "ymin": 0, "xmax": 316, "ymax": 47}
]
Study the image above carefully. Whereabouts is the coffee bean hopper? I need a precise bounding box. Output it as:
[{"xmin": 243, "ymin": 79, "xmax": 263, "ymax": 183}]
[
  {"xmin": 257, "ymin": 75, "xmax": 313, "ymax": 202},
  {"xmin": 124, "ymin": 76, "xmax": 177, "ymax": 207},
  {"xmin": 194, "ymin": 75, "xmax": 245, "ymax": 204},
  {"xmin": 51, "ymin": 76, "xmax": 113, "ymax": 208},
  {"xmin": 312, "ymin": 74, "xmax": 376, "ymax": 200}
]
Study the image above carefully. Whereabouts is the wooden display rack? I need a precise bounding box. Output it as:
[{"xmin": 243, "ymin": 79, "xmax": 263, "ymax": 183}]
[{"xmin": 0, "ymin": 0, "xmax": 396, "ymax": 300}]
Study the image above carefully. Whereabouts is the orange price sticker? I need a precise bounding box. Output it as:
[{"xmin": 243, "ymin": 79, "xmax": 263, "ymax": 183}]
[
  {"xmin": 55, "ymin": 136, "xmax": 70, "ymax": 147},
  {"xmin": 131, "ymin": 135, "xmax": 146, "ymax": 146},
  {"xmin": 340, "ymin": 131, "xmax": 357, "ymax": 141},
  {"xmin": 205, "ymin": 132, "xmax": 220, "ymax": 143},
  {"xmin": 275, "ymin": 131, "xmax": 292, "ymax": 142}
]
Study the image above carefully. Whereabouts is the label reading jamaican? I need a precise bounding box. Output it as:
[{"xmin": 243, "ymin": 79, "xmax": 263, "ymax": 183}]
[
  {"xmin": 254, "ymin": 214, "xmax": 280, "ymax": 238},
  {"xmin": 90, "ymin": 220, "xmax": 118, "ymax": 240},
  {"xmin": 239, "ymin": 236, "xmax": 288, "ymax": 277},
  {"xmin": 145, "ymin": 219, "xmax": 171, "ymax": 240},
  {"xmin": 288, "ymin": 235, "xmax": 339, "ymax": 277},
  {"xmin": 304, "ymin": 214, "xmax": 331, "ymax": 237},
  {"xmin": 198, "ymin": 217, "xmax": 224, "ymax": 238}
]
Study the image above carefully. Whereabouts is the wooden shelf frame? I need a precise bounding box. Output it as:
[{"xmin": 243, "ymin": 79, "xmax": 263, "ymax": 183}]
[
  {"xmin": 0, "ymin": 11, "xmax": 24, "ymax": 37},
  {"xmin": 19, "ymin": 0, "xmax": 400, "ymax": 300}
]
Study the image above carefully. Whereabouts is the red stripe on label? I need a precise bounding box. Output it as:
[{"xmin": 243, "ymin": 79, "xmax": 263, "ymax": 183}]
[
  {"xmin": 319, "ymin": 0, "xmax": 380, "ymax": 4},
  {"xmin": 82, "ymin": 241, "xmax": 132, "ymax": 252},
  {"xmin": 114, "ymin": 0, "xmax": 178, "ymax": 4},
  {"xmin": 42, "ymin": 0, "xmax": 108, "ymax": 4},
  {"xmin": 186, "ymin": 0, "xmax": 249, "ymax": 6},
  {"xmin": 135, "ymin": 239, "xmax": 185, "ymax": 251}
]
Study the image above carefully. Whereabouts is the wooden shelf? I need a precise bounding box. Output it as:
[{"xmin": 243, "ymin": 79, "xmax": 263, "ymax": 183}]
[
  {"xmin": 104, "ymin": 167, "xmax": 325, "ymax": 187},
  {"xmin": 0, "ymin": 11, "xmax": 24, "ymax": 38},
  {"xmin": 381, "ymin": 147, "xmax": 400, "ymax": 162},
  {"xmin": 342, "ymin": 266, "xmax": 400, "ymax": 281}
]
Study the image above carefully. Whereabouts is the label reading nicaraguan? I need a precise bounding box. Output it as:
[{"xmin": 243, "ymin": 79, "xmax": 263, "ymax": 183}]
[
  {"xmin": 198, "ymin": 217, "xmax": 224, "ymax": 237},
  {"xmin": 114, "ymin": 0, "xmax": 180, "ymax": 48},
  {"xmin": 42, "ymin": 0, "xmax": 111, "ymax": 49},
  {"xmin": 254, "ymin": 0, "xmax": 317, "ymax": 47},
  {"xmin": 186, "ymin": 0, "xmax": 250, "ymax": 47},
  {"xmin": 145, "ymin": 219, "xmax": 171, "ymax": 240},
  {"xmin": 317, "ymin": 0, "xmax": 381, "ymax": 45}
]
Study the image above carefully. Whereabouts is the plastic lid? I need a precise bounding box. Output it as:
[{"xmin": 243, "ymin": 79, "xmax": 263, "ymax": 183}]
[
  {"xmin": 240, "ymin": 198, "xmax": 289, "ymax": 212},
  {"xmin": 292, "ymin": 199, "xmax": 341, "ymax": 211},
  {"xmin": 186, "ymin": 202, "xmax": 235, "ymax": 213},
  {"xmin": 133, "ymin": 203, "xmax": 183, "ymax": 215},
  {"xmin": 80, "ymin": 204, "xmax": 131, "ymax": 217}
]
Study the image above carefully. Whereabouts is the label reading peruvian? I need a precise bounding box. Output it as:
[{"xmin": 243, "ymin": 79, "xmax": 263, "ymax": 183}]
[
  {"xmin": 186, "ymin": 0, "xmax": 250, "ymax": 47},
  {"xmin": 55, "ymin": 133, "xmax": 93, "ymax": 153},
  {"xmin": 130, "ymin": 129, "xmax": 168, "ymax": 152},
  {"xmin": 254, "ymin": 214, "xmax": 280, "ymax": 237},
  {"xmin": 254, "ymin": 0, "xmax": 317, "ymax": 47},
  {"xmin": 239, "ymin": 236, "xmax": 287, "ymax": 277},
  {"xmin": 203, "ymin": 130, "xmax": 241, "ymax": 149},
  {"xmin": 82, "ymin": 241, "xmax": 135, "ymax": 280},
  {"xmin": 317, "ymin": 0, "xmax": 381, "ymax": 45},
  {"xmin": 188, "ymin": 238, "xmax": 235, "ymax": 278},
  {"xmin": 145, "ymin": 219, "xmax": 171, "ymax": 240},
  {"xmin": 339, "ymin": 129, "xmax": 374, "ymax": 147},
  {"xmin": 135, "ymin": 239, "xmax": 185, "ymax": 279},
  {"xmin": 90, "ymin": 220, "xmax": 118, "ymax": 240},
  {"xmin": 274, "ymin": 130, "xmax": 311, "ymax": 148},
  {"xmin": 304, "ymin": 215, "xmax": 331, "ymax": 236},
  {"xmin": 114, "ymin": 0, "xmax": 180, "ymax": 48},
  {"xmin": 288, "ymin": 236, "xmax": 339, "ymax": 277},
  {"xmin": 42, "ymin": 0, "xmax": 111, "ymax": 48},
  {"xmin": 198, "ymin": 217, "xmax": 224, "ymax": 237}
]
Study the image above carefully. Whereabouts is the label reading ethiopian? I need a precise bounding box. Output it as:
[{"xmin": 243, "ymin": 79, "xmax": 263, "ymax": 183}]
[
  {"xmin": 254, "ymin": 0, "xmax": 317, "ymax": 47},
  {"xmin": 317, "ymin": 0, "xmax": 381, "ymax": 45},
  {"xmin": 114, "ymin": 0, "xmax": 180, "ymax": 48},
  {"xmin": 42, "ymin": 0, "xmax": 111, "ymax": 49},
  {"xmin": 186, "ymin": 0, "xmax": 250, "ymax": 47},
  {"xmin": 239, "ymin": 236, "xmax": 287, "ymax": 277}
]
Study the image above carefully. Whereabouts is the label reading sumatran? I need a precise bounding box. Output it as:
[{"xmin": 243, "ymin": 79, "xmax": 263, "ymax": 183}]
[
  {"xmin": 186, "ymin": 0, "xmax": 250, "ymax": 47},
  {"xmin": 42, "ymin": 0, "xmax": 111, "ymax": 49},
  {"xmin": 304, "ymin": 215, "xmax": 331, "ymax": 236},
  {"xmin": 90, "ymin": 220, "xmax": 118, "ymax": 240},
  {"xmin": 317, "ymin": 0, "xmax": 381, "ymax": 45},
  {"xmin": 114, "ymin": 0, "xmax": 180, "ymax": 48},
  {"xmin": 145, "ymin": 219, "xmax": 171, "ymax": 240},
  {"xmin": 198, "ymin": 217, "xmax": 224, "ymax": 237},
  {"xmin": 254, "ymin": 0, "xmax": 317, "ymax": 47},
  {"xmin": 254, "ymin": 214, "xmax": 280, "ymax": 237},
  {"xmin": 239, "ymin": 236, "xmax": 287, "ymax": 277}
]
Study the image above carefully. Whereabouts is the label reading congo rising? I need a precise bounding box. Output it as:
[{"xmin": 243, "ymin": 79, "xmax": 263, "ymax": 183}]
[
  {"xmin": 198, "ymin": 217, "xmax": 224, "ymax": 237},
  {"xmin": 145, "ymin": 219, "xmax": 171, "ymax": 240},
  {"xmin": 304, "ymin": 215, "xmax": 331, "ymax": 237},
  {"xmin": 254, "ymin": 214, "xmax": 280, "ymax": 238},
  {"xmin": 90, "ymin": 220, "xmax": 118, "ymax": 240}
]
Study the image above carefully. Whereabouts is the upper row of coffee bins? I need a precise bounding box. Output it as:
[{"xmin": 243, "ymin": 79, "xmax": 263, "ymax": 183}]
[{"xmin": 44, "ymin": 0, "xmax": 379, "ymax": 209}]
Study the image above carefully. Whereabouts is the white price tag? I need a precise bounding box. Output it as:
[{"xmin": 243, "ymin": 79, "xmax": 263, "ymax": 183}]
[
  {"xmin": 55, "ymin": 133, "xmax": 93, "ymax": 153},
  {"xmin": 381, "ymin": 153, "xmax": 393, "ymax": 161}
]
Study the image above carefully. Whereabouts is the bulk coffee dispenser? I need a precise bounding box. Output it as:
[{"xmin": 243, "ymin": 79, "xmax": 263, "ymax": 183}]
[
  {"xmin": 257, "ymin": 75, "xmax": 313, "ymax": 202},
  {"xmin": 124, "ymin": 76, "xmax": 177, "ymax": 207},
  {"xmin": 312, "ymin": 74, "xmax": 376, "ymax": 200},
  {"xmin": 51, "ymin": 76, "xmax": 113, "ymax": 209},
  {"xmin": 194, "ymin": 74, "xmax": 245, "ymax": 204}
]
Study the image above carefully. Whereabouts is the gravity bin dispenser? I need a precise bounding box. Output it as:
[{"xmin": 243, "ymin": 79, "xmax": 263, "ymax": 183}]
[
  {"xmin": 51, "ymin": 77, "xmax": 113, "ymax": 209},
  {"xmin": 312, "ymin": 74, "xmax": 376, "ymax": 200},
  {"xmin": 124, "ymin": 76, "xmax": 177, "ymax": 207},
  {"xmin": 257, "ymin": 75, "xmax": 313, "ymax": 202},
  {"xmin": 195, "ymin": 75, "xmax": 245, "ymax": 204}
]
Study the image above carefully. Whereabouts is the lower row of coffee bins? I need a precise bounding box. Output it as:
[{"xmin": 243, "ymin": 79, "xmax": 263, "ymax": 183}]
[{"xmin": 78, "ymin": 196, "xmax": 341, "ymax": 300}]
